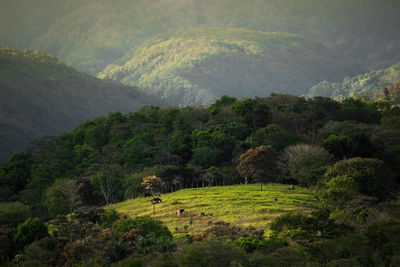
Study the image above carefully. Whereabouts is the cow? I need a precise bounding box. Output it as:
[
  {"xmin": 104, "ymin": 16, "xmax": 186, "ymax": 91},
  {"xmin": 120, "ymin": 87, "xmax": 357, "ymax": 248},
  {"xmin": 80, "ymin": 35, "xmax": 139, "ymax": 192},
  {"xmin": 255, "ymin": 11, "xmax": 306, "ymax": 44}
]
[
  {"xmin": 152, "ymin": 197, "xmax": 162, "ymax": 203},
  {"xmin": 200, "ymin": 212, "xmax": 205, "ymax": 216},
  {"xmin": 290, "ymin": 184, "xmax": 294, "ymax": 190},
  {"xmin": 177, "ymin": 209, "xmax": 185, "ymax": 216}
]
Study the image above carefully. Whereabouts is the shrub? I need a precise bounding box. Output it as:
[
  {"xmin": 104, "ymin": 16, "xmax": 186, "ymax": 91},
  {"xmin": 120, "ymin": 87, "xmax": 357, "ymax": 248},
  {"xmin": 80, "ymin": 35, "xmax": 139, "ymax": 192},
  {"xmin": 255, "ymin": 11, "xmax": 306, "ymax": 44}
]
[
  {"xmin": 13, "ymin": 218, "xmax": 48, "ymax": 251},
  {"xmin": 101, "ymin": 209, "xmax": 120, "ymax": 228},
  {"xmin": 318, "ymin": 176, "xmax": 359, "ymax": 211},
  {"xmin": 181, "ymin": 239, "xmax": 247, "ymax": 267},
  {"xmin": 0, "ymin": 201, "xmax": 30, "ymax": 226}
]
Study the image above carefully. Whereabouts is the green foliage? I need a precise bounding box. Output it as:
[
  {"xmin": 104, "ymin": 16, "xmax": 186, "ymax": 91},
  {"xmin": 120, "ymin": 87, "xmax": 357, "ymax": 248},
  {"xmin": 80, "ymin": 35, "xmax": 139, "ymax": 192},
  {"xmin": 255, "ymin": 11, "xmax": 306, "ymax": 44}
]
[
  {"xmin": 181, "ymin": 239, "xmax": 247, "ymax": 267},
  {"xmin": 323, "ymin": 133, "xmax": 375, "ymax": 159},
  {"xmin": 100, "ymin": 209, "xmax": 120, "ymax": 228},
  {"xmin": 44, "ymin": 179, "xmax": 71, "ymax": 216},
  {"xmin": 0, "ymin": 202, "xmax": 30, "ymax": 226},
  {"xmin": 247, "ymin": 124, "xmax": 300, "ymax": 150},
  {"xmin": 269, "ymin": 210, "xmax": 352, "ymax": 242},
  {"xmin": 209, "ymin": 95, "xmax": 237, "ymax": 115},
  {"xmin": 99, "ymin": 28, "xmax": 360, "ymax": 107},
  {"xmin": 113, "ymin": 216, "xmax": 172, "ymax": 240},
  {"xmin": 318, "ymin": 176, "xmax": 360, "ymax": 211},
  {"xmin": 0, "ymin": 47, "xmax": 162, "ymax": 162},
  {"xmin": 308, "ymin": 62, "xmax": 400, "ymax": 99},
  {"xmin": 288, "ymin": 146, "xmax": 333, "ymax": 186},
  {"xmin": 13, "ymin": 218, "xmax": 48, "ymax": 251},
  {"xmin": 325, "ymin": 157, "xmax": 397, "ymax": 202},
  {"xmin": 236, "ymin": 237, "xmax": 286, "ymax": 253},
  {"xmin": 0, "ymin": 152, "xmax": 32, "ymax": 201}
]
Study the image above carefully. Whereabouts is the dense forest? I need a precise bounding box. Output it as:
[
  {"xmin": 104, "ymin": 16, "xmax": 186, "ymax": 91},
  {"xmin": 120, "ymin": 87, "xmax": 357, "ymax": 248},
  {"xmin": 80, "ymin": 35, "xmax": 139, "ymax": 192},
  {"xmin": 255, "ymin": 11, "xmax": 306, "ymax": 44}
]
[
  {"xmin": 1, "ymin": 90, "xmax": 400, "ymax": 265},
  {"xmin": 308, "ymin": 61, "xmax": 400, "ymax": 99},
  {"xmin": 0, "ymin": 47, "xmax": 163, "ymax": 161}
]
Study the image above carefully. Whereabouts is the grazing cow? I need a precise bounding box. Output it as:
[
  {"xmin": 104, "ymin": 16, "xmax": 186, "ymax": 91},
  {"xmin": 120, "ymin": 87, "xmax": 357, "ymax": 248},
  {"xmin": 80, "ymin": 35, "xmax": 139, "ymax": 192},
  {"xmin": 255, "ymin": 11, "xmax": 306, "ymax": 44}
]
[
  {"xmin": 200, "ymin": 212, "xmax": 205, "ymax": 216},
  {"xmin": 177, "ymin": 209, "xmax": 185, "ymax": 216},
  {"xmin": 152, "ymin": 197, "xmax": 162, "ymax": 203},
  {"xmin": 290, "ymin": 184, "xmax": 294, "ymax": 190}
]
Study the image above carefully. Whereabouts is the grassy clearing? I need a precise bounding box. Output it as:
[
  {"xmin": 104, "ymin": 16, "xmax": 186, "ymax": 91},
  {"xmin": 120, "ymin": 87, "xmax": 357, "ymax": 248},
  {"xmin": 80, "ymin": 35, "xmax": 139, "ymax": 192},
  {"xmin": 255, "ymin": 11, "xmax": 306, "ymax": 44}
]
[{"xmin": 108, "ymin": 183, "xmax": 317, "ymax": 235}]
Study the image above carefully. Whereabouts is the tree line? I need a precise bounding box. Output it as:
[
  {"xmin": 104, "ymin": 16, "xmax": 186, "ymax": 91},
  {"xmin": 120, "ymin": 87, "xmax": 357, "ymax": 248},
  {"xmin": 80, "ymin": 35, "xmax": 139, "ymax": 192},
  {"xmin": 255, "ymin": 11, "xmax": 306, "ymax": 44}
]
[{"xmin": 1, "ymin": 92, "xmax": 400, "ymax": 264}]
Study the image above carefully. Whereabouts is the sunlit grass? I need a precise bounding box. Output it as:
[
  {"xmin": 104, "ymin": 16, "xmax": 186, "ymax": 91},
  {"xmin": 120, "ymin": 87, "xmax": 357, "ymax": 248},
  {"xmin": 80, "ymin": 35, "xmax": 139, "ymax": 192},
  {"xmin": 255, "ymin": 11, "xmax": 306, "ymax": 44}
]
[{"xmin": 108, "ymin": 183, "xmax": 317, "ymax": 234}]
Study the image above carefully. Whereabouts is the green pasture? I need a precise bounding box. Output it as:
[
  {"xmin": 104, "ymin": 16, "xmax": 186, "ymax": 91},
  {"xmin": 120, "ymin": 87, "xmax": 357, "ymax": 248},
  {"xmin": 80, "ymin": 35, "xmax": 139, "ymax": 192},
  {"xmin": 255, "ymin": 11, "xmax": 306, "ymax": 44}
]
[{"xmin": 107, "ymin": 183, "xmax": 317, "ymax": 235}]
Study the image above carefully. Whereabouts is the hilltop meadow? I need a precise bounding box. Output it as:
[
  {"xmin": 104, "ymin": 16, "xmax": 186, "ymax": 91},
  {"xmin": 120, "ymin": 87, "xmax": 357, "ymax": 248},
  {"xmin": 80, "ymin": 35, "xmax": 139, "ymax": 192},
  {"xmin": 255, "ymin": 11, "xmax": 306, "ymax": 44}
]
[{"xmin": 108, "ymin": 184, "xmax": 317, "ymax": 234}]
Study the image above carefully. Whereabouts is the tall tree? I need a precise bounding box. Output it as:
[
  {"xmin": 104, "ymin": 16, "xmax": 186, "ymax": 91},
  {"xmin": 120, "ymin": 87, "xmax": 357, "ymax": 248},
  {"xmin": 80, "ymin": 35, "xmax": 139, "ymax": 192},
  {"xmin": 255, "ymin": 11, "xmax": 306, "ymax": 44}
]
[{"xmin": 236, "ymin": 145, "xmax": 279, "ymax": 191}]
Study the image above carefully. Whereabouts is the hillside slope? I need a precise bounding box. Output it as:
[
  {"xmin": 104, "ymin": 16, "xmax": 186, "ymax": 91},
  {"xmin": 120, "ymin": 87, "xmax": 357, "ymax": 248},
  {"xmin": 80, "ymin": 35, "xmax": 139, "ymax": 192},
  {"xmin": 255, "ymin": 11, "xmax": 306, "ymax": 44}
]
[
  {"xmin": 108, "ymin": 184, "xmax": 317, "ymax": 233},
  {"xmin": 22, "ymin": 0, "xmax": 400, "ymax": 74},
  {"xmin": 0, "ymin": 47, "xmax": 163, "ymax": 162},
  {"xmin": 98, "ymin": 28, "xmax": 361, "ymax": 106},
  {"xmin": 307, "ymin": 61, "xmax": 400, "ymax": 99}
]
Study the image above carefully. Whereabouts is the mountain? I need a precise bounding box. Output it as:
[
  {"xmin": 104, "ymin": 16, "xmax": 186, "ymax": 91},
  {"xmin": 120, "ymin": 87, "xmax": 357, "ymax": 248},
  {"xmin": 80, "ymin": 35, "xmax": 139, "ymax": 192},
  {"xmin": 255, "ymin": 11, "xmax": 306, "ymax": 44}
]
[
  {"xmin": 17, "ymin": 0, "xmax": 400, "ymax": 74},
  {"xmin": 307, "ymin": 61, "xmax": 400, "ymax": 99},
  {"xmin": 0, "ymin": 47, "xmax": 163, "ymax": 162},
  {"xmin": 98, "ymin": 28, "xmax": 361, "ymax": 106}
]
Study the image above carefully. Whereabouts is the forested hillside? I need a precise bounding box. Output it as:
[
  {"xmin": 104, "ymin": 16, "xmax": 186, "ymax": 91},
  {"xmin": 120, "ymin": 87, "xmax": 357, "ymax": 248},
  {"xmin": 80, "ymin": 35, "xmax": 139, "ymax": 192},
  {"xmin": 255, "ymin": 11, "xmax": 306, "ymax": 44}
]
[
  {"xmin": 1, "ymin": 93, "xmax": 399, "ymax": 265},
  {"xmin": 99, "ymin": 28, "xmax": 360, "ymax": 106},
  {"xmin": 2, "ymin": 0, "xmax": 399, "ymax": 74},
  {"xmin": 0, "ymin": 47, "xmax": 163, "ymax": 162},
  {"xmin": 307, "ymin": 61, "xmax": 400, "ymax": 99}
]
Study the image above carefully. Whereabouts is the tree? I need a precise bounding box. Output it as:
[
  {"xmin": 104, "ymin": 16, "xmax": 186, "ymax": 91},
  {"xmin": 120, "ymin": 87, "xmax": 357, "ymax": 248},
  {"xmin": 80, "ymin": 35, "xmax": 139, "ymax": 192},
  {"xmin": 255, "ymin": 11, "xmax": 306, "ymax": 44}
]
[
  {"xmin": 324, "ymin": 157, "xmax": 397, "ymax": 202},
  {"xmin": 288, "ymin": 146, "xmax": 333, "ymax": 186},
  {"xmin": 247, "ymin": 124, "xmax": 300, "ymax": 150},
  {"xmin": 141, "ymin": 175, "xmax": 163, "ymax": 196},
  {"xmin": 237, "ymin": 145, "xmax": 279, "ymax": 191},
  {"xmin": 232, "ymin": 99, "xmax": 271, "ymax": 129},
  {"xmin": 323, "ymin": 133, "xmax": 375, "ymax": 159},
  {"xmin": 209, "ymin": 95, "xmax": 237, "ymax": 115},
  {"xmin": 91, "ymin": 165, "xmax": 124, "ymax": 204},
  {"xmin": 59, "ymin": 180, "xmax": 83, "ymax": 214},
  {"xmin": 0, "ymin": 152, "xmax": 32, "ymax": 201}
]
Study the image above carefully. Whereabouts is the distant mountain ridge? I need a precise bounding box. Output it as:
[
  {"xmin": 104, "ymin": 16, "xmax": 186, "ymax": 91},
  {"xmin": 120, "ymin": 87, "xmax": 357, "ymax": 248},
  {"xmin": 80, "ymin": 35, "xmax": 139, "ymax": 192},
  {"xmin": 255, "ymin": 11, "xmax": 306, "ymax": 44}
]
[
  {"xmin": 8, "ymin": 0, "xmax": 397, "ymax": 74},
  {"xmin": 98, "ymin": 28, "xmax": 361, "ymax": 106},
  {"xmin": 0, "ymin": 47, "xmax": 163, "ymax": 162},
  {"xmin": 307, "ymin": 61, "xmax": 400, "ymax": 99}
]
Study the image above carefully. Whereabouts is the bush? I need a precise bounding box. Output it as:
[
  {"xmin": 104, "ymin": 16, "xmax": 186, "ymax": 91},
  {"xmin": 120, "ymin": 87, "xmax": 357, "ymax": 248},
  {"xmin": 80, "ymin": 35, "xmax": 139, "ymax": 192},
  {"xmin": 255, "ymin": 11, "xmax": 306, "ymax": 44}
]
[
  {"xmin": 318, "ymin": 176, "xmax": 359, "ymax": 211},
  {"xmin": 113, "ymin": 216, "xmax": 175, "ymax": 255},
  {"xmin": 181, "ymin": 239, "xmax": 247, "ymax": 267},
  {"xmin": 0, "ymin": 201, "xmax": 30, "ymax": 226},
  {"xmin": 236, "ymin": 237, "xmax": 287, "ymax": 253},
  {"xmin": 269, "ymin": 210, "xmax": 352, "ymax": 241},
  {"xmin": 13, "ymin": 218, "xmax": 48, "ymax": 251},
  {"xmin": 101, "ymin": 209, "xmax": 120, "ymax": 228}
]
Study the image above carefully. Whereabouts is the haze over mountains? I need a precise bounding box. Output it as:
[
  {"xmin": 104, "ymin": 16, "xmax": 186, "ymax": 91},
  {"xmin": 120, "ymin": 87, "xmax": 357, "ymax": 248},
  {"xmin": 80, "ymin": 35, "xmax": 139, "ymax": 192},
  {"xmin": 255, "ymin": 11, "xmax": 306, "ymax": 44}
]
[
  {"xmin": 307, "ymin": 61, "xmax": 400, "ymax": 99},
  {"xmin": 0, "ymin": 47, "xmax": 163, "ymax": 161},
  {"xmin": 2, "ymin": 0, "xmax": 399, "ymax": 74},
  {"xmin": 98, "ymin": 28, "xmax": 361, "ymax": 106}
]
